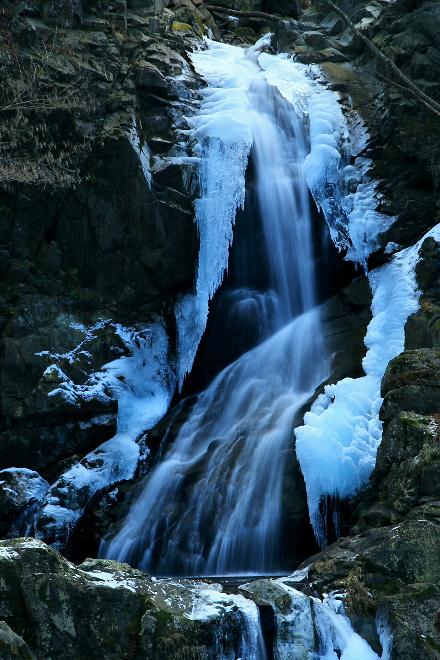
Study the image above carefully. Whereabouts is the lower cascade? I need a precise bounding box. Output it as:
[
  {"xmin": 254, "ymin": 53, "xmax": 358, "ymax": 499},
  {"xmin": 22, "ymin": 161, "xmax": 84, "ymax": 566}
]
[{"xmin": 101, "ymin": 38, "xmax": 329, "ymax": 576}]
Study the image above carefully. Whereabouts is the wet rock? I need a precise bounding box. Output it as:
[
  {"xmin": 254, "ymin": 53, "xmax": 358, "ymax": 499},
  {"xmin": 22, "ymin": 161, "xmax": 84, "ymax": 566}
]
[
  {"xmin": 0, "ymin": 622, "xmax": 34, "ymax": 660},
  {"xmin": 135, "ymin": 61, "xmax": 169, "ymax": 91},
  {"xmin": 0, "ymin": 538, "xmax": 259, "ymax": 659},
  {"xmin": 321, "ymin": 276, "xmax": 372, "ymax": 382},
  {"xmin": 0, "ymin": 469, "xmax": 49, "ymax": 537}
]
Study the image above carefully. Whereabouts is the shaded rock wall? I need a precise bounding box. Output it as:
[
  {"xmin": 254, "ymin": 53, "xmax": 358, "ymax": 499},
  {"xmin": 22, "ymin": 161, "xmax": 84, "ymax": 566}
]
[{"xmin": 0, "ymin": 1, "xmax": 200, "ymax": 482}]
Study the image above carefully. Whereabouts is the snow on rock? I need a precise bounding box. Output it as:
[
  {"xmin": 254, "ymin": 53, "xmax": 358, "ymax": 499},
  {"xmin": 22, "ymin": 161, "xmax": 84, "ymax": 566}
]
[
  {"xmin": 296, "ymin": 224, "xmax": 440, "ymax": 545},
  {"xmin": 130, "ymin": 115, "xmax": 152, "ymax": 189},
  {"xmin": 0, "ymin": 468, "xmax": 49, "ymax": 509},
  {"xmin": 36, "ymin": 323, "xmax": 175, "ymax": 549},
  {"xmin": 0, "ymin": 468, "xmax": 49, "ymax": 538}
]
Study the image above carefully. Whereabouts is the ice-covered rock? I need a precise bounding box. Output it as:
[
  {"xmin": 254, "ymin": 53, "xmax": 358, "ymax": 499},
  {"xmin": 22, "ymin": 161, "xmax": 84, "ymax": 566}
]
[
  {"xmin": 35, "ymin": 323, "xmax": 175, "ymax": 549},
  {"xmin": 241, "ymin": 578, "xmax": 391, "ymax": 659},
  {"xmin": 296, "ymin": 224, "xmax": 440, "ymax": 544},
  {"xmin": 0, "ymin": 468, "xmax": 49, "ymax": 536}
]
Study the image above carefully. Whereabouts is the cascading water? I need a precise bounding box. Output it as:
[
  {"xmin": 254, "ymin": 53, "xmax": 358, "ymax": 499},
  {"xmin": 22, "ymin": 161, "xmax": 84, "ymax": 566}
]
[{"xmin": 101, "ymin": 40, "xmax": 329, "ymax": 576}]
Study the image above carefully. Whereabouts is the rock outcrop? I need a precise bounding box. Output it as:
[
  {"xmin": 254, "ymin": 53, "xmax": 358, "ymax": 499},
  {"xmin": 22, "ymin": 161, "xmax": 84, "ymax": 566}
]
[
  {"xmin": 0, "ymin": 0, "xmax": 202, "ymax": 481},
  {"xmin": 0, "ymin": 0, "xmax": 213, "ymax": 542},
  {"xmin": 284, "ymin": 240, "xmax": 440, "ymax": 658},
  {"xmin": 0, "ymin": 537, "xmax": 263, "ymax": 659}
]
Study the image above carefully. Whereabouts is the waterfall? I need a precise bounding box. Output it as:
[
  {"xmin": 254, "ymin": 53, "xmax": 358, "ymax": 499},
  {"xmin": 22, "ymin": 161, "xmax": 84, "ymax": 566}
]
[{"xmin": 101, "ymin": 39, "xmax": 329, "ymax": 575}]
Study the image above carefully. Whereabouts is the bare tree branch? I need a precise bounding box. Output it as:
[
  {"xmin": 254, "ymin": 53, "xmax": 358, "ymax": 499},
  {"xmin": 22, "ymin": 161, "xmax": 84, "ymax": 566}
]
[
  {"xmin": 325, "ymin": 0, "xmax": 440, "ymax": 117},
  {"xmin": 205, "ymin": 4, "xmax": 281, "ymax": 21}
]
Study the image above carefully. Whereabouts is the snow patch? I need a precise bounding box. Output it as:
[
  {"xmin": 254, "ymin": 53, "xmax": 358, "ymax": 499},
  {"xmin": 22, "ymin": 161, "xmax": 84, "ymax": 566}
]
[{"xmin": 85, "ymin": 570, "xmax": 138, "ymax": 593}]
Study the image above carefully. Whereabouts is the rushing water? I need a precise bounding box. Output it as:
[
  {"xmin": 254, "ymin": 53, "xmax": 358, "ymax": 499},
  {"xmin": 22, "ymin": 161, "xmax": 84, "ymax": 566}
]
[{"xmin": 101, "ymin": 40, "xmax": 329, "ymax": 576}]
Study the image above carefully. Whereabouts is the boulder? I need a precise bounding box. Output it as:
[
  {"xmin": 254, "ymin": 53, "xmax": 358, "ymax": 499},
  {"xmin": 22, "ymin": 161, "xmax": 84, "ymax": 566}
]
[
  {"xmin": 0, "ymin": 469, "xmax": 49, "ymax": 536},
  {"xmin": 0, "ymin": 622, "xmax": 34, "ymax": 660},
  {"xmin": 0, "ymin": 538, "xmax": 261, "ymax": 659},
  {"xmin": 380, "ymin": 349, "xmax": 440, "ymax": 422}
]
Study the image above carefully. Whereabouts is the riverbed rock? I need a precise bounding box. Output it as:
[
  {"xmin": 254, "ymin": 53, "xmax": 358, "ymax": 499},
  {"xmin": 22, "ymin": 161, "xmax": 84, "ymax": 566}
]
[{"xmin": 0, "ymin": 538, "xmax": 259, "ymax": 659}]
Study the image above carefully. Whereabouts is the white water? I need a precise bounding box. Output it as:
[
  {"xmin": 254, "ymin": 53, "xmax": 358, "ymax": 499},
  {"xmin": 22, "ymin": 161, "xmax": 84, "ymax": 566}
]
[
  {"xmin": 100, "ymin": 33, "xmax": 427, "ymax": 586},
  {"xmin": 101, "ymin": 39, "xmax": 328, "ymax": 575}
]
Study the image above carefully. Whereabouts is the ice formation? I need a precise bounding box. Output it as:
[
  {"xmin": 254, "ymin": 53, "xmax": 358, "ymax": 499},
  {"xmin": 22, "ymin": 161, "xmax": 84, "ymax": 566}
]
[
  {"xmin": 242, "ymin": 579, "xmax": 391, "ymax": 660},
  {"xmin": 172, "ymin": 37, "xmax": 401, "ymax": 547},
  {"xmin": 296, "ymin": 224, "xmax": 440, "ymax": 544},
  {"xmin": 177, "ymin": 39, "xmax": 394, "ymax": 393},
  {"xmin": 35, "ymin": 323, "xmax": 175, "ymax": 548},
  {"xmin": 101, "ymin": 47, "xmax": 328, "ymax": 575},
  {"xmin": 258, "ymin": 51, "xmax": 394, "ymax": 268},
  {"xmin": 175, "ymin": 40, "xmax": 256, "ymax": 387}
]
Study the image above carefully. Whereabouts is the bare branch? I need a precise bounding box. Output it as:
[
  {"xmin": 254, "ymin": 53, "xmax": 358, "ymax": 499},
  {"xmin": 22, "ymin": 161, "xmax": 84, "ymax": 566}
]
[{"xmin": 325, "ymin": 0, "xmax": 440, "ymax": 117}]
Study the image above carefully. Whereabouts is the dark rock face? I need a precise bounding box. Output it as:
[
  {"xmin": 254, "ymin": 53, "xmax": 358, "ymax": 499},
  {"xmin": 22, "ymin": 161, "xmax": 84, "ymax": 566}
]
[
  {"xmin": 0, "ymin": 2, "xmax": 200, "ymax": 488},
  {"xmin": 380, "ymin": 349, "xmax": 440, "ymax": 422},
  {"xmin": 321, "ymin": 276, "xmax": 372, "ymax": 382}
]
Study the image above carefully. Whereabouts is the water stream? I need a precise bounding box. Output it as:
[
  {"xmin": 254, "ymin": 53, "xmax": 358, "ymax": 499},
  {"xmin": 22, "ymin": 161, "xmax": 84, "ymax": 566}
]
[{"xmin": 101, "ymin": 40, "xmax": 329, "ymax": 576}]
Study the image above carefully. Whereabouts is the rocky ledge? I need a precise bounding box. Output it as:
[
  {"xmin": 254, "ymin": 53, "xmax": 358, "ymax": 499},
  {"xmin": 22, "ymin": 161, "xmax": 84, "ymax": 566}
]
[{"xmin": 0, "ymin": 537, "xmax": 261, "ymax": 659}]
